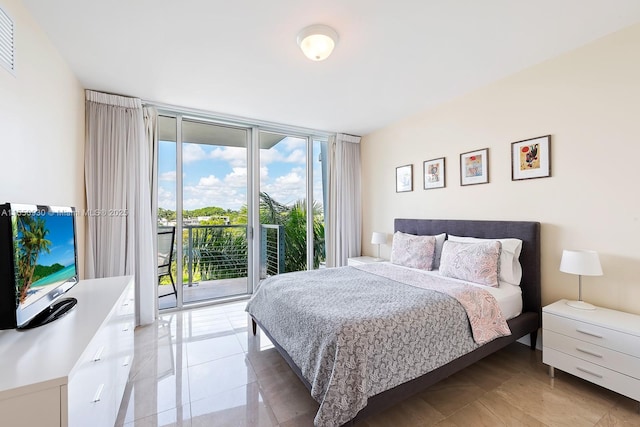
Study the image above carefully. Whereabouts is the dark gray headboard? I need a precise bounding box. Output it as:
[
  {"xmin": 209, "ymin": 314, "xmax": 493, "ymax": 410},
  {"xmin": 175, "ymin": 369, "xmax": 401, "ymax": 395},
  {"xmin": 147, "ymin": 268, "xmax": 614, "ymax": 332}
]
[{"xmin": 394, "ymin": 219, "xmax": 541, "ymax": 319}]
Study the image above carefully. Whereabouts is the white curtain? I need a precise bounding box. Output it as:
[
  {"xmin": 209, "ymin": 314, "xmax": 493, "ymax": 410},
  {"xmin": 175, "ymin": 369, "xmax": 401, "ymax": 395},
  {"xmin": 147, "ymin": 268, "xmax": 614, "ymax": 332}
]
[
  {"xmin": 85, "ymin": 90, "xmax": 156, "ymax": 325},
  {"xmin": 326, "ymin": 133, "xmax": 362, "ymax": 267},
  {"xmin": 144, "ymin": 106, "xmax": 159, "ymax": 301}
]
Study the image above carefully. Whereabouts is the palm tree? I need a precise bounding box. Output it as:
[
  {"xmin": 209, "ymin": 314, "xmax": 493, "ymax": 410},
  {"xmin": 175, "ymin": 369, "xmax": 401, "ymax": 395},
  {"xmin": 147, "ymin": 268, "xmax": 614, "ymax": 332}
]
[
  {"xmin": 16, "ymin": 215, "xmax": 52, "ymax": 303},
  {"xmin": 259, "ymin": 193, "xmax": 325, "ymax": 272}
]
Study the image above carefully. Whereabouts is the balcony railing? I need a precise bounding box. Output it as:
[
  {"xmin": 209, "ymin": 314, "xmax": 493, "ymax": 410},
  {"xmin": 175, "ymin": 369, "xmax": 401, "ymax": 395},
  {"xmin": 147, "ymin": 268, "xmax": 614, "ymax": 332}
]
[{"xmin": 174, "ymin": 224, "xmax": 284, "ymax": 286}]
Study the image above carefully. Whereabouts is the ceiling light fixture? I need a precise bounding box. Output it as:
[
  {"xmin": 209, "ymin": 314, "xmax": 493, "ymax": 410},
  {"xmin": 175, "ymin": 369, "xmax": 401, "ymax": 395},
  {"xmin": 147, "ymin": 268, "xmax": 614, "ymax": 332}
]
[{"xmin": 296, "ymin": 24, "xmax": 338, "ymax": 61}]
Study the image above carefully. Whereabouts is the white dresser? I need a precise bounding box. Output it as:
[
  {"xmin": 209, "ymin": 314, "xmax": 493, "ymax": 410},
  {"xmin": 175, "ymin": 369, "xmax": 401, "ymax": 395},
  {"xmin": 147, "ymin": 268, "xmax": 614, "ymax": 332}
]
[
  {"xmin": 543, "ymin": 299, "xmax": 640, "ymax": 402},
  {"xmin": 0, "ymin": 276, "xmax": 135, "ymax": 427}
]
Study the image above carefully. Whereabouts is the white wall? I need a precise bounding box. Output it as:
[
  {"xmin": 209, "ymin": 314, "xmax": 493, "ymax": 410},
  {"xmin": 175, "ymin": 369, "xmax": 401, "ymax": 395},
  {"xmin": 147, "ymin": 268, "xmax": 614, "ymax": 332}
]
[
  {"xmin": 361, "ymin": 23, "xmax": 640, "ymax": 315},
  {"xmin": 0, "ymin": 0, "xmax": 85, "ymax": 276}
]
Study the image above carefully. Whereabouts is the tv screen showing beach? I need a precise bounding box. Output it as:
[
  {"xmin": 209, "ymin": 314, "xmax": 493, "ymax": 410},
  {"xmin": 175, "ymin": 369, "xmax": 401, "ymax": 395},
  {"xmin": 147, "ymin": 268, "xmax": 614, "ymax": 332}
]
[{"xmin": 14, "ymin": 212, "xmax": 77, "ymax": 309}]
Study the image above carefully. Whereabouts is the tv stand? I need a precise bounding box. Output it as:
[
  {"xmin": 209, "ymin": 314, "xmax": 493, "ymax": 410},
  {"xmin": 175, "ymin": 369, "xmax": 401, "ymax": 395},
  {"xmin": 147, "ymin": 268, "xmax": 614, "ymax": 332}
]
[
  {"xmin": 0, "ymin": 276, "xmax": 134, "ymax": 427},
  {"xmin": 20, "ymin": 297, "xmax": 78, "ymax": 330}
]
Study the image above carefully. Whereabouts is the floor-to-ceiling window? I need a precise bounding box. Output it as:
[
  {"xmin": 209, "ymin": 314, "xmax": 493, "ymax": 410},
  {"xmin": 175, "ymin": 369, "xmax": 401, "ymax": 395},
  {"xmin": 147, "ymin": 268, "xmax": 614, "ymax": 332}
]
[{"xmin": 156, "ymin": 111, "xmax": 328, "ymax": 310}]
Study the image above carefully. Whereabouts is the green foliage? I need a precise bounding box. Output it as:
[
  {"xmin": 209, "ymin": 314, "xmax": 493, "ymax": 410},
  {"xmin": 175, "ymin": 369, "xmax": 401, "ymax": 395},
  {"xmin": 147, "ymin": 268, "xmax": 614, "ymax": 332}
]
[
  {"xmin": 259, "ymin": 193, "xmax": 325, "ymax": 272},
  {"xmin": 158, "ymin": 207, "xmax": 176, "ymax": 221},
  {"xmin": 188, "ymin": 226, "xmax": 248, "ymax": 280},
  {"xmin": 32, "ymin": 263, "xmax": 65, "ymax": 282},
  {"xmin": 159, "ymin": 192, "xmax": 326, "ymax": 283},
  {"xmin": 16, "ymin": 215, "xmax": 52, "ymax": 303}
]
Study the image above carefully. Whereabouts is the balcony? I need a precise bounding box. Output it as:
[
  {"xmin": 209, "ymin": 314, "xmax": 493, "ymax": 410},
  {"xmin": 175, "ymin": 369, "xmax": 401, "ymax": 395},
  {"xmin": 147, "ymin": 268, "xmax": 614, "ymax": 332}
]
[{"xmin": 158, "ymin": 224, "xmax": 284, "ymax": 309}]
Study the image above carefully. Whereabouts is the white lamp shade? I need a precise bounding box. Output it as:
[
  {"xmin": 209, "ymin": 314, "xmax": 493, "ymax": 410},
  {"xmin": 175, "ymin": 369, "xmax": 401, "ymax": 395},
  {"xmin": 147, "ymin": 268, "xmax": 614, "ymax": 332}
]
[
  {"xmin": 297, "ymin": 24, "xmax": 338, "ymax": 61},
  {"xmin": 371, "ymin": 232, "xmax": 387, "ymax": 245},
  {"xmin": 559, "ymin": 250, "xmax": 603, "ymax": 276}
]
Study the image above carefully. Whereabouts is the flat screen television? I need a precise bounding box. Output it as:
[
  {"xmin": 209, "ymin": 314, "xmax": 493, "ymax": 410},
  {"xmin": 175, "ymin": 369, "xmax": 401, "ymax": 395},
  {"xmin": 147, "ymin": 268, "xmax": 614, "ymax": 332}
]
[{"xmin": 0, "ymin": 203, "xmax": 79, "ymax": 329}]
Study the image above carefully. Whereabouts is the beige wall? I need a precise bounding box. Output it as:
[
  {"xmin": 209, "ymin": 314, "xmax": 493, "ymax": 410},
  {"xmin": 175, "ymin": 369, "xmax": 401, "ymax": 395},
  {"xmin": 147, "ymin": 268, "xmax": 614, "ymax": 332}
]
[
  {"xmin": 361, "ymin": 23, "xmax": 640, "ymax": 315},
  {"xmin": 0, "ymin": 0, "xmax": 85, "ymax": 276}
]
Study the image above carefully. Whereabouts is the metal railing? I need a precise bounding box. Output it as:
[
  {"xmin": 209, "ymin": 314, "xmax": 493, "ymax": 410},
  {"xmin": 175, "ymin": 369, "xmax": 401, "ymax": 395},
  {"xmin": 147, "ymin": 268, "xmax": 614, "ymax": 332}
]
[
  {"xmin": 171, "ymin": 224, "xmax": 284, "ymax": 286},
  {"xmin": 261, "ymin": 224, "xmax": 285, "ymax": 279}
]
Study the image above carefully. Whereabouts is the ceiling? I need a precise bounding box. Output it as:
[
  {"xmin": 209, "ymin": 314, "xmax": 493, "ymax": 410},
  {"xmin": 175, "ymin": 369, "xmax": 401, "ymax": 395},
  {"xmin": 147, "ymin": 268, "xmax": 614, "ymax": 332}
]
[{"xmin": 22, "ymin": 1, "xmax": 640, "ymax": 136}]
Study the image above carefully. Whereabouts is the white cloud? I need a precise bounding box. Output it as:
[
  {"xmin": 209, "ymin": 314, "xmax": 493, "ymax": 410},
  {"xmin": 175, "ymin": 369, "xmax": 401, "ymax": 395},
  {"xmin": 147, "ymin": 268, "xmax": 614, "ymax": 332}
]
[
  {"xmin": 224, "ymin": 168, "xmax": 247, "ymax": 188},
  {"xmin": 197, "ymin": 175, "xmax": 221, "ymax": 186},
  {"xmin": 260, "ymin": 148, "xmax": 283, "ymax": 165},
  {"xmin": 158, "ymin": 186, "xmax": 176, "ymax": 210},
  {"xmin": 183, "ymin": 144, "xmax": 207, "ymax": 163},
  {"xmin": 159, "ymin": 171, "xmax": 176, "ymax": 181},
  {"xmin": 261, "ymin": 169, "xmax": 305, "ymax": 204},
  {"xmin": 280, "ymin": 137, "xmax": 306, "ymax": 151},
  {"xmin": 210, "ymin": 146, "xmax": 246, "ymax": 167},
  {"xmin": 285, "ymin": 149, "xmax": 306, "ymax": 164},
  {"xmin": 183, "ymin": 174, "xmax": 247, "ymax": 210}
]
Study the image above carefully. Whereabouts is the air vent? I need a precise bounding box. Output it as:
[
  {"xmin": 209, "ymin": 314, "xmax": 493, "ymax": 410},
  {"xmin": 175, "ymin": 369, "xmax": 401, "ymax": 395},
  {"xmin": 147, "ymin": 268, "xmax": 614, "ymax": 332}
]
[{"xmin": 0, "ymin": 6, "xmax": 15, "ymax": 75}]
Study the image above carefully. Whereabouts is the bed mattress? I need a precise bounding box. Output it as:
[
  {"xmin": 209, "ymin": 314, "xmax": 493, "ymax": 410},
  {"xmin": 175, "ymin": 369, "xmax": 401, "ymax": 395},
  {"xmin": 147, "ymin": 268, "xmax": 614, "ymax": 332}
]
[{"xmin": 387, "ymin": 263, "xmax": 523, "ymax": 320}]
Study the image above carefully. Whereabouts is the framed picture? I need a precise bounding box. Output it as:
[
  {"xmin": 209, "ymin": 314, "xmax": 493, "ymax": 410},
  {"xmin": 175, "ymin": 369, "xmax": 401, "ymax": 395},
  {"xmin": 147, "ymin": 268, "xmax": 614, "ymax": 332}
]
[
  {"xmin": 423, "ymin": 157, "xmax": 445, "ymax": 190},
  {"xmin": 511, "ymin": 135, "xmax": 551, "ymax": 180},
  {"xmin": 460, "ymin": 148, "xmax": 489, "ymax": 186},
  {"xmin": 396, "ymin": 164, "xmax": 413, "ymax": 192}
]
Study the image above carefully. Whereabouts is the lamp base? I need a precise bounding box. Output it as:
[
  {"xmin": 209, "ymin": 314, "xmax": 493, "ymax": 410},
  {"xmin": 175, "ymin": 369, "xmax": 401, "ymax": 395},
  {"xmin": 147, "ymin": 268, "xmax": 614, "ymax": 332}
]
[{"xmin": 566, "ymin": 300, "xmax": 596, "ymax": 310}]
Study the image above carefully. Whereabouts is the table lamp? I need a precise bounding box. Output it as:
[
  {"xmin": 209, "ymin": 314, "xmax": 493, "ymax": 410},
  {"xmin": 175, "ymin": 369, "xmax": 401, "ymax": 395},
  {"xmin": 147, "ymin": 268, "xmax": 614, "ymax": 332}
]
[
  {"xmin": 559, "ymin": 249, "xmax": 603, "ymax": 310},
  {"xmin": 371, "ymin": 232, "xmax": 387, "ymax": 260}
]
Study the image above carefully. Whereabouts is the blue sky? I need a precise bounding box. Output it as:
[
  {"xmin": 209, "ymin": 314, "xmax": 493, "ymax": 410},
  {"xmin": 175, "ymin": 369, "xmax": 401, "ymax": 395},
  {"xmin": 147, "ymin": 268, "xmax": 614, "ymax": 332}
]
[
  {"xmin": 18, "ymin": 214, "xmax": 76, "ymax": 267},
  {"xmin": 158, "ymin": 137, "xmax": 324, "ymax": 211}
]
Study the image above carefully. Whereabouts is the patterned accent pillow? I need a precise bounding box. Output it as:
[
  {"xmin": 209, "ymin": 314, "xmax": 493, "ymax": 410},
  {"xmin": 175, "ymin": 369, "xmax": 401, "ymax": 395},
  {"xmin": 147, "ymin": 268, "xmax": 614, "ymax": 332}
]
[
  {"xmin": 448, "ymin": 235, "xmax": 523, "ymax": 286},
  {"xmin": 439, "ymin": 240, "xmax": 502, "ymax": 287},
  {"xmin": 390, "ymin": 231, "xmax": 436, "ymax": 270}
]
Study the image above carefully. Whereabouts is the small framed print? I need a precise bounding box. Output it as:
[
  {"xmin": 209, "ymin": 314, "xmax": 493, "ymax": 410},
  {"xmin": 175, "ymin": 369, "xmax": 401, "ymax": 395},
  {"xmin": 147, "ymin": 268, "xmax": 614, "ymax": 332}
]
[
  {"xmin": 423, "ymin": 157, "xmax": 445, "ymax": 190},
  {"xmin": 511, "ymin": 135, "xmax": 551, "ymax": 181},
  {"xmin": 460, "ymin": 148, "xmax": 489, "ymax": 186},
  {"xmin": 396, "ymin": 164, "xmax": 413, "ymax": 192}
]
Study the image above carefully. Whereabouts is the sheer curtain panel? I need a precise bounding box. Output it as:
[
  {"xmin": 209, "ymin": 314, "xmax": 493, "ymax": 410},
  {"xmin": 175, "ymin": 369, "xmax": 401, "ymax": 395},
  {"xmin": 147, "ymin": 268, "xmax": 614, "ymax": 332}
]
[
  {"xmin": 85, "ymin": 90, "xmax": 156, "ymax": 325},
  {"xmin": 326, "ymin": 133, "xmax": 362, "ymax": 267}
]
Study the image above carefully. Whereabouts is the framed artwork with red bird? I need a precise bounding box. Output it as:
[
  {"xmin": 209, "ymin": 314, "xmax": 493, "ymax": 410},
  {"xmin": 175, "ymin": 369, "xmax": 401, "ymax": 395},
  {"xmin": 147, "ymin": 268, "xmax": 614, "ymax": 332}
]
[{"xmin": 511, "ymin": 135, "xmax": 551, "ymax": 181}]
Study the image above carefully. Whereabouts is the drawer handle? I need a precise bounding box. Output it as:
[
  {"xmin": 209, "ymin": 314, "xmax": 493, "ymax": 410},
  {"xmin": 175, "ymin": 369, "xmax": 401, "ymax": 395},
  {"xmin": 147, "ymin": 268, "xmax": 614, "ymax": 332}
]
[
  {"xmin": 92, "ymin": 346, "xmax": 105, "ymax": 362},
  {"xmin": 576, "ymin": 367, "xmax": 603, "ymax": 379},
  {"xmin": 92, "ymin": 384, "xmax": 105, "ymax": 403},
  {"xmin": 576, "ymin": 329, "xmax": 603, "ymax": 339},
  {"xmin": 122, "ymin": 356, "xmax": 130, "ymax": 367},
  {"xmin": 576, "ymin": 347, "xmax": 603, "ymax": 358}
]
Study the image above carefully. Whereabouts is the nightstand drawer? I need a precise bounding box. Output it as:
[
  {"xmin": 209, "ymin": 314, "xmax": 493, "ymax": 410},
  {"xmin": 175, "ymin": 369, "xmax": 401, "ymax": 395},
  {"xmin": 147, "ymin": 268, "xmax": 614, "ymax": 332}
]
[
  {"xmin": 544, "ymin": 348, "xmax": 640, "ymax": 401},
  {"xmin": 544, "ymin": 330, "xmax": 640, "ymax": 379},
  {"xmin": 543, "ymin": 312, "xmax": 640, "ymax": 358}
]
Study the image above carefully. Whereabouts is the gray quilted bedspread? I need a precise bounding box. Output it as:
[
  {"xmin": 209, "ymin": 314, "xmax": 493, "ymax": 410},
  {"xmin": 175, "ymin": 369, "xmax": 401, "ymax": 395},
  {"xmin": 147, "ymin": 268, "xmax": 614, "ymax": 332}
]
[{"xmin": 245, "ymin": 265, "xmax": 481, "ymax": 427}]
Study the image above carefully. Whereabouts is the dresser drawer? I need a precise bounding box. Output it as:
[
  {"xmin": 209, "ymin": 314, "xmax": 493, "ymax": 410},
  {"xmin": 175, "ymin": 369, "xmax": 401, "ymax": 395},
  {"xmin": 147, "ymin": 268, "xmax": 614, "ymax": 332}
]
[
  {"xmin": 543, "ymin": 312, "xmax": 640, "ymax": 358},
  {"xmin": 544, "ymin": 330, "xmax": 640, "ymax": 379},
  {"xmin": 544, "ymin": 347, "xmax": 640, "ymax": 401},
  {"xmin": 68, "ymin": 348, "xmax": 115, "ymax": 427},
  {"xmin": 68, "ymin": 379, "xmax": 115, "ymax": 427}
]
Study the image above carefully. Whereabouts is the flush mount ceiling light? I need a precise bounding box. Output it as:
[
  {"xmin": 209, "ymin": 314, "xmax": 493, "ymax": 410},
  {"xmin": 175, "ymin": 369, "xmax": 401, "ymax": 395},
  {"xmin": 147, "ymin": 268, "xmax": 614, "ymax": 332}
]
[{"xmin": 297, "ymin": 24, "xmax": 339, "ymax": 61}]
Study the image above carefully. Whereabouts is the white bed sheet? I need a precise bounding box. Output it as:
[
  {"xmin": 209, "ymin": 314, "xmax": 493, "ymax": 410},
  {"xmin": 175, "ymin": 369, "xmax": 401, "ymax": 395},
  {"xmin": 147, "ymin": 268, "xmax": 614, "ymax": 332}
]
[{"xmin": 380, "ymin": 263, "xmax": 523, "ymax": 320}]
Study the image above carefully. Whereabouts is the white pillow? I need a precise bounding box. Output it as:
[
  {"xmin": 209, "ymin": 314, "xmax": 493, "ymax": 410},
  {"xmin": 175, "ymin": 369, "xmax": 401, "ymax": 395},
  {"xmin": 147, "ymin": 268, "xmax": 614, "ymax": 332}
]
[
  {"xmin": 439, "ymin": 241, "xmax": 501, "ymax": 287},
  {"xmin": 390, "ymin": 231, "xmax": 436, "ymax": 270},
  {"xmin": 448, "ymin": 235, "xmax": 523, "ymax": 286}
]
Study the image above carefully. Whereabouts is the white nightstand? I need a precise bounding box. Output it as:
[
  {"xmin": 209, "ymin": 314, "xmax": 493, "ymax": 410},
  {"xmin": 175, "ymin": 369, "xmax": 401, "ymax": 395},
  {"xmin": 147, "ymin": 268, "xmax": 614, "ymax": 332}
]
[
  {"xmin": 347, "ymin": 256, "xmax": 386, "ymax": 266},
  {"xmin": 543, "ymin": 299, "xmax": 640, "ymax": 403}
]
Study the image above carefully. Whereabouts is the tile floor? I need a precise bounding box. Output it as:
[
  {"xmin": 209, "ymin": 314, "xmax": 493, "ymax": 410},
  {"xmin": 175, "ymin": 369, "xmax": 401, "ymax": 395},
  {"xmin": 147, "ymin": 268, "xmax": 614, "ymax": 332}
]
[{"xmin": 115, "ymin": 301, "xmax": 640, "ymax": 427}]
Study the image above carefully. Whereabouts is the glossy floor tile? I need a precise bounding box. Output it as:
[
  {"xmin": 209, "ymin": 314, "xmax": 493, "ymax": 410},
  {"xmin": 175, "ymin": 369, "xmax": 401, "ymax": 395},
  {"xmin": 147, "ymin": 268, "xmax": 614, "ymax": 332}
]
[{"xmin": 116, "ymin": 301, "xmax": 640, "ymax": 427}]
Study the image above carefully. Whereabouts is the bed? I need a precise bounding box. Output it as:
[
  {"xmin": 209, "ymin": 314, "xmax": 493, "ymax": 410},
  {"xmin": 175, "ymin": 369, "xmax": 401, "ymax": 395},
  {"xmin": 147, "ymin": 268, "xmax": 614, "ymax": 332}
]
[{"xmin": 247, "ymin": 219, "xmax": 541, "ymax": 426}]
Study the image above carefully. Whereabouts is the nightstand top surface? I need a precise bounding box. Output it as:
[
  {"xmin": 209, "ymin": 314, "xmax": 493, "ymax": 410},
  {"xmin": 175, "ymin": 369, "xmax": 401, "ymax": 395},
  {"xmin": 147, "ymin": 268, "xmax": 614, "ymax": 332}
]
[{"xmin": 544, "ymin": 299, "xmax": 640, "ymax": 337}]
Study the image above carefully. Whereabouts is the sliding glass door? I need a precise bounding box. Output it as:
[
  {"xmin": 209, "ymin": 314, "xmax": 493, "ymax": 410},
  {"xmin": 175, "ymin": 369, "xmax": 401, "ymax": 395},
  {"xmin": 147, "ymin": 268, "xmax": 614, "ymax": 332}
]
[
  {"xmin": 258, "ymin": 131, "xmax": 326, "ymax": 276},
  {"xmin": 156, "ymin": 112, "xmax": 328, "ymax": 310},
  {"xmin": 157, "ymin": 115, "xmax": 252, "ymax": 309}
]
